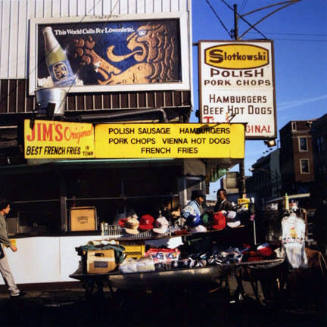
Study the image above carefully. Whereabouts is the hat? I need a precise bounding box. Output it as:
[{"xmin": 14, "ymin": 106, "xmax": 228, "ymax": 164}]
[
  {"xmin": 118, "ymin": 218, "xmax": 128, "ymax": 227},
  {"xmin": 153, "ymin": 216, "xmax": 169, "ymax": 234},
  {"xmin": 191, "ymin": 190, "xmax": 205, "ymax": 200},
  {"xmin": 226, "ymin": 210, "xmax": 241, "ymax": 228},
  {"xmin": 191, "ymin": 225, "xmax": 207, "ymax": 233},
  {"xmin": 212, "ymin": 211, "xmax": 226, "ymax": 230},
  {"xmin": 226, "ymin": 211, "xmax": 237, "ymax": 219},
  {"xmin": 201, "ymin": 213, "xmax": 210, "ymax": 226},
  {"xmin": 227, "ymin": 221, "xmax": 241, "ymax": 228},
  {"xmin": 124, "ymin": 217, "xmax": 140, "ymax": 234},
  {"xmin": 257, "ymin": 243, "xmax": 274, "ymax": 257},
  {"xmin": 112, "ymin": 213, "xmax": 126, "ymax": 225},
  {"xmin": 139, "ymin": 214, "xmax": 154, "ymax": 231}
]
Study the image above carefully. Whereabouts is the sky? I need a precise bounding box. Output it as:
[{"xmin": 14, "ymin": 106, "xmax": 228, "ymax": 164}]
[{"xmin": 190, "ymin": 0, "xmax": 327, "ymax": 196}]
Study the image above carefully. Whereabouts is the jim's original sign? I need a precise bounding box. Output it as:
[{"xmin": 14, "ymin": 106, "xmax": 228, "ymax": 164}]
[
  {"xmin": 24, "ymin": 120, "xmax": 94, "ymax": 159},
  {"xmin": 95, "ymin": 123, "xmax": 244, "ymax": 159},
  {"xmin": 199, "ymin": 40, "xmax": 276, "ymax": 139}
]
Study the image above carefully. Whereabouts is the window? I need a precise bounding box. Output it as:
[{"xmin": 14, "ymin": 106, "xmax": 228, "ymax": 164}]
[
  {"xmin": 291, "ymin": 122, "xmax": 297, "ymax": 131},
  {"xmin": 300, "ymin": 159, "xmax": 310, "ymax": 174},
  {"xmin": 298, "ymin": 137, "xmax": 308, "ymax": 151}
]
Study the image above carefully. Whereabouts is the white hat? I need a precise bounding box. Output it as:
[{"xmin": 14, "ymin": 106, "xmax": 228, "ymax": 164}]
[
  {"xmin": 226, "ymin": 210, "xmax": 240, "ymax": 228},
  {"xmin": 227, "ymin": 220, "xmax": 241, "ymax": 228},
  {"xmin": 226, "ymin": 211, "xmax": 237, "ymax": 219},
  {"xmin": 153, "ymin": 216, "xmax": 169, "ymax": 234},
  {"xmin": 191, "ymin": 225, "xmax": 207, "ymax": 233},
  {"xmin": 124, "ymin": 217, "xmax": 140, "ymax": 235}
]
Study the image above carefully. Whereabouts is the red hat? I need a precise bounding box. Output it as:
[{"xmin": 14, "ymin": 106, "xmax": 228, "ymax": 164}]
[
  {"xmin": 118, "ymin": 218, "xmax": 128, "ymax": 227},
  {"xmin": 257, "ymin": 244, "xmax": 273, "ymax": 257},
  {"xmin": 212, "ymin": 211, "xmax": 226, "ymax": 230},
  {"xmin": 139, "ymin": 214, "xmax": 154, "ymax": 231}
]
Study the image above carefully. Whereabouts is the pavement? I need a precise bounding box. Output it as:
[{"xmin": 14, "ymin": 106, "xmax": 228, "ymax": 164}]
[{"xmin": 0, "ymin": 282, "xmax": 325, "ymax": 327}]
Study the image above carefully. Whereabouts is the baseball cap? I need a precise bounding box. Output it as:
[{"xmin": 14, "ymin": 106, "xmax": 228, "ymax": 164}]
[
  {"xmin": 118, "ymin": 218, "xmax": 128, "ymax": 227},
  {"xmin": 226, "ymin": 210, "xmax": 241, "ymax": 228},
  {"xmin": 153, "ymin": 216, "xmax": 169, "ymax": 234},
  {"xmin": 212, "ymin": 211, "xmax": 226, "ymax": 230},
  {"xmin": 139, "ymin": 214, "xmax": 154, "ymax": 231},
  {"xmin": 191, "ymin": 225, "xmax": 207, "ymax": 233},
  {"xmin": 124, "ymin": 217, "xmax": 140, "ymax": 235},
  {"xmin": 226, "ymin": 211, "xmax": 237, "ymax": 219},
  {"xmin": 257, "ymin": 243, "xmax": 274, "ymax": 257}
]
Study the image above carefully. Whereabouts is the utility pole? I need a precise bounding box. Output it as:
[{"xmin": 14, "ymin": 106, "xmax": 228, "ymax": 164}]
[
  {"xmin": 232, "ymin": 4, "xmax": 246, "ymax": 198},
  {"xmin": 233, "ymin": 4, "xmax": 239, "ymax": 40}
]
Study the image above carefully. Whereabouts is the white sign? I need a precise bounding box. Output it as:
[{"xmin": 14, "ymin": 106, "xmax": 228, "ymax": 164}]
[{"xmin": 199, "ymin": 40, "xmax": 276, "ymax": 139}]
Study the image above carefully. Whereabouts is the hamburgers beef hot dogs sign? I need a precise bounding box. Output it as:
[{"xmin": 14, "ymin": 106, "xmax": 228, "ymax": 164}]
[{"xmin": 198, "ymin": 40, "xmax": 276, "ymax": 139}]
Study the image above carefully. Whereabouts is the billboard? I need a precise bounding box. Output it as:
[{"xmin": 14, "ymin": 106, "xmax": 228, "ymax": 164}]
[
  {"xmin": 29, "ymin": 14, "xmax": 190, "ymax": 94},
  {"xmin": 95, "ymin": 123, "xmax": 245, "ymax": 159},
  {"xmin": 199, "ymin": 40, "xmax": 276, "ymax": 139},
  {"xmin": 24, "ymin": 120, "xmax": 94, "ymax": 159}
]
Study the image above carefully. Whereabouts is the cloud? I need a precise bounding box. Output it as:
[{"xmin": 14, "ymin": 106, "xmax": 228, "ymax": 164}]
[{"xmin": 278, "ymin": 94, "xmax": 327, "ymax": 111}]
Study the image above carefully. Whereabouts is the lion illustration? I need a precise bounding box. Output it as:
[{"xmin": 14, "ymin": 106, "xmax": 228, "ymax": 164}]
[{"xmin": 73, "ymin": 22, "xmax": 180, "ymax": 85}]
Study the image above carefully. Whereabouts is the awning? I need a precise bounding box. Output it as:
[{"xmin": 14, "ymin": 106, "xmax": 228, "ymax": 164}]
[{"xmin": 0, "ymin": 158, "xmax": 240, "ymax": 181}]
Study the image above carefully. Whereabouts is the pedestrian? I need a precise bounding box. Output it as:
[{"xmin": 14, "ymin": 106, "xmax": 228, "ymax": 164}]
[
  {"xmin": 0, "ymin": 200, "xmax": 25, "ymax": 297},
  {"xmin": 214, "ymin": 188, "xmax": 235, "ymax": 212}
]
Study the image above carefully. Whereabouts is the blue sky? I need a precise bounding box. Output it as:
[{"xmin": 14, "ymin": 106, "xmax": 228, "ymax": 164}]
[{"xmin": 191, "ymin": 0, "xmax": 327, "ymax": 186}]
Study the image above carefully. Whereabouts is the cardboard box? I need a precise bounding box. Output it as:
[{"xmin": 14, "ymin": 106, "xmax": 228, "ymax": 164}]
[
  {"xmin": 120, "ymin": 243, "xmax": 145, "ymax": 259},
  {"xmin": 87, "ymin": 249, "xmax": 117, "ymax": 274},
  {"xmin": 70, "ymin": 207, "xmax": 97, "ymax": 231}
]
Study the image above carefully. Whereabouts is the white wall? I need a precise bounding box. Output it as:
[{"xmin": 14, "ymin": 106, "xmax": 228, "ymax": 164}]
[{"xmin": 1, "ymin": 235, "xmax": 103, "ymax": 284}]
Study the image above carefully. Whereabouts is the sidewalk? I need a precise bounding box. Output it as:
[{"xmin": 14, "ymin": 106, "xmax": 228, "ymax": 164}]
[{"xmin": 0, "ymin": 283, "xmax": 324, "ymax": 327}]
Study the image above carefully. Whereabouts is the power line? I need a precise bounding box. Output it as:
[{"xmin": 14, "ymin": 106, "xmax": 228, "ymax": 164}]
[
  {"xmin": 269, "ymin": 38, "xmax": 327, "ymax": 42},
  {"xmin": 247, "ymin": 32, "xmax": 327, "ymax": 42},
  {"xmin": 220, "ymin": 0, "xmax": 268, "ymax": 39},
  {"xmin": 249, "ymin": 31, "xmax": 327, "ymax": 37},
  {"xmin": 205, "ymin": 0, "xmax": 231, "ymax": 38}
]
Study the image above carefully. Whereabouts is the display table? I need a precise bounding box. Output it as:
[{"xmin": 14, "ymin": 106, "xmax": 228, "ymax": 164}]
[{"xmin": 70, "ymin": 258, "xmax": 285, "ymax": 301}]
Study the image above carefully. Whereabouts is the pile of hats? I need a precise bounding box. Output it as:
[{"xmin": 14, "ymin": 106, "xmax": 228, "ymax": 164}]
[
  {"xmin": 201, "ymin": 210, "xmax": 240, "ymax": 231},
  {"xmin": 242, "ymin": 243, "xmax": 275, "ymax": 262},
  {"xmin": 117, "ymin": 212, "xmax": 170, "ymax": 235}
]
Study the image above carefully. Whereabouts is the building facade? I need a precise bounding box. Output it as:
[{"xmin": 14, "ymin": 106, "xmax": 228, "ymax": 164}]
[
  {"xmin": 311, "ymin": 114, "xmax": 327, "ymax": 198},
  {"xmin": 279, "ymin": 120, "xmax": 315, "ymax": 195},
  {"xmin": 246, "ymin": 149, "xmax": 281, "ymax": 208}
]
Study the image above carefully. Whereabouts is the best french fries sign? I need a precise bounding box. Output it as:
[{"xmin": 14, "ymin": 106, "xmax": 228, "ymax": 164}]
[
  {"xmin": 94, "ymin": 124, "xmax": 244, "ymax": 159},
  {"xmin": 199, "ymin": 40, "xmax": 276, "ymax": 139},
  {"xmin": 24, "ymin": 120, "xmax": 94, "ymax": 158}
]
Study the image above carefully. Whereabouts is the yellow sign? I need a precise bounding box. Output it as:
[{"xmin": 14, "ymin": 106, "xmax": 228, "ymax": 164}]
[
  {"xmin": 238, "ymin": 198, "xmax": 250, "ymax": 205},
  {"xmin": 238, "ymin": 197, "xmax": 250, "ymax": 209},
  {"xmin": 95, "ymin": 123, "xmax": 244, "ymax": 159},
  {"xmin": 24, "ymin": 120, "xmax": 95, "ymax": 159},
  {"xmin": 205, "ymin": 44, "xmax": 269, "ymax": 70}
]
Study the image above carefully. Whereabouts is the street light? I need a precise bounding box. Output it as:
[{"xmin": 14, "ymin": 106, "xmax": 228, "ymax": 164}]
[{"xmin": 264, "ymin": 139, "xmax": 276, "ymax": 147}]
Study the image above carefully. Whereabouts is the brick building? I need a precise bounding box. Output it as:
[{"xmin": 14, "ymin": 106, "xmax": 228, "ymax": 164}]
[{"xmin": 279, "ymin": 120, "xmax": 315, "ymax": 195}]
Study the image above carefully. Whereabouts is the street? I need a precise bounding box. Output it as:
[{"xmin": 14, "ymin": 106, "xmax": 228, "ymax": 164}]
[{"xmin": 0, "ymin": 283, "xmax": 325, "ymax": 327}]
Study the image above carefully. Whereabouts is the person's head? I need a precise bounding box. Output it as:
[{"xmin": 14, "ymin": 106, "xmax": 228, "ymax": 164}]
[
  {"xmin": 217, "ymin": 188, "xmax": 227, "ymax": 201},
  {"xmin": 191, "ymin": 190, "xmax": 205, "ymax": 205},
  {"xmin": 0, "ymin": 200, "xmax": 10, "ymax": 215}
]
